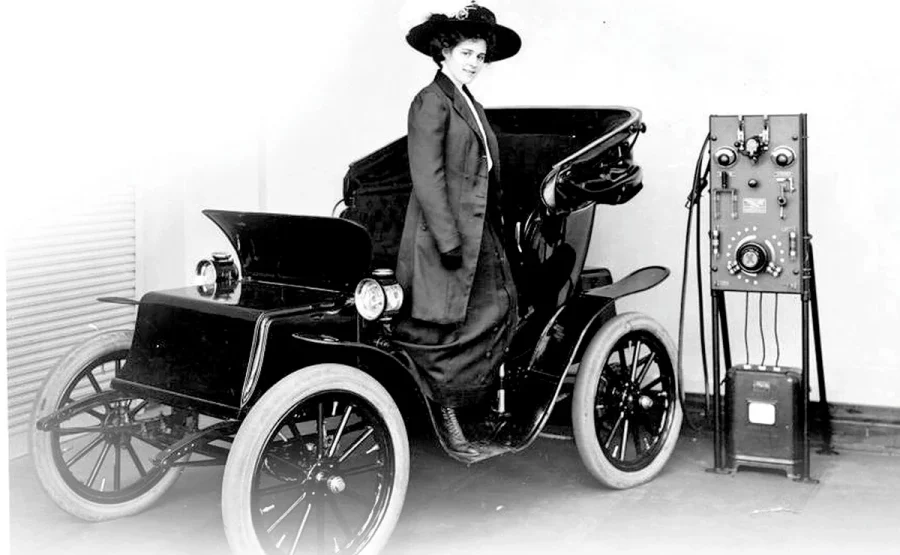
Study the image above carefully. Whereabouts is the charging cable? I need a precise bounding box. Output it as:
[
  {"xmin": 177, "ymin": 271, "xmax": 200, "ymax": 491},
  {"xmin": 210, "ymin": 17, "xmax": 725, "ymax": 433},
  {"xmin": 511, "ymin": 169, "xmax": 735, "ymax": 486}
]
[{"xmin": 677, "ymin": 134, "xmax": 711, "ymax": 431}]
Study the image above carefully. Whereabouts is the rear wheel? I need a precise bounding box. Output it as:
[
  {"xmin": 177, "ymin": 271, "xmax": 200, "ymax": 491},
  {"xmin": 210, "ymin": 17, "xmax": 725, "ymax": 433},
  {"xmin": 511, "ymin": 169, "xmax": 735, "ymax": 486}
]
[
  {"xmin": 572, "ymin": 313, "xmax": 682, "ymax": 489},
  {"xmin": 30, "ymin": 330, "xmax": 186, "ymax": 520},
  {"xmin": 223, "ymin": 364, "xmax": 409, "ymax": 555}
]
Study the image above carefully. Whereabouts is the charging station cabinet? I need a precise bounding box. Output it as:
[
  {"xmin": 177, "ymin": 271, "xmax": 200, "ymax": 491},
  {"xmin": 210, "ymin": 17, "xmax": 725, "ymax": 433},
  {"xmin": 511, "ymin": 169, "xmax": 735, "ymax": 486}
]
[{"xmin": 726, "ymin": 365, "xmax": 803, "ymax": 478}]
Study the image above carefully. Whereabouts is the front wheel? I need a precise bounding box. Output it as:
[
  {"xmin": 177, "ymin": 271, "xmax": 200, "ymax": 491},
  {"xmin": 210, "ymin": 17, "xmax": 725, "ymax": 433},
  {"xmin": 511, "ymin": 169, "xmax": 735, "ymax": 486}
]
[
  {"xmin": 30, "ymin": 330, "xmax": 186, "ymax": 520},
  {"xmin": 222, "ymin": 364, "xmax": 410, "ymax": 555},
  {"xmin": 572, "ymin": 312, "xmax": 683, "ymax": 489}
]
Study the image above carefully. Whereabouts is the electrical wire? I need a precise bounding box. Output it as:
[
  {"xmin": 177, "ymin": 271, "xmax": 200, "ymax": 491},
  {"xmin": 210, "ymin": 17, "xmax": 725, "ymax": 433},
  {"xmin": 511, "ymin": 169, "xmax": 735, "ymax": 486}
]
[
  {"xmin": 743, "ymin": 293, "xmax": 750, "ymax": 365},
  {"xmin": 774, "ymin": 293, "xmax": 781, "ymax": 367},
  {"xmin": 759, "ymin": 293, "xmax": 766, "ymax": 366},
  {"xmin": 694, "ymin": 165, "xmax": 710, "ymax": 416},
  {"xmin": 676, "ymin": 134, "xmax": 710, "ymax": 431}
]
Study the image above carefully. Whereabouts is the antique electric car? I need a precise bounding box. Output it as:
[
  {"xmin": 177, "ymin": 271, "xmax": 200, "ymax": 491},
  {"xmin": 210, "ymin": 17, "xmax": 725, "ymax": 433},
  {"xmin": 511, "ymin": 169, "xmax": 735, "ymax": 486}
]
[{"xmin": 31, "ymin": 106, "xmax": 682, "ymax": 555}]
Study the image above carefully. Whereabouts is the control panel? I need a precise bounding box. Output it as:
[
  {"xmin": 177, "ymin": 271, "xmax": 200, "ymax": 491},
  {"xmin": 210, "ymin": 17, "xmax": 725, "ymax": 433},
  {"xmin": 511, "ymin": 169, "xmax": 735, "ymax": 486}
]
[{"xmin": 709, "ymin": 115, "xmax": 807, "ymax": 294}]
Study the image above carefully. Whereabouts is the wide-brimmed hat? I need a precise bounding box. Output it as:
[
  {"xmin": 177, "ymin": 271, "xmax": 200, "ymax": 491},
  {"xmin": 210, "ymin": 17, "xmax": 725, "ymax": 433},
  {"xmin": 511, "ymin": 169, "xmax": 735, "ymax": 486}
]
[{"xmin": 406, "ymin": 2, "xmax": 521, "ymax": 62}]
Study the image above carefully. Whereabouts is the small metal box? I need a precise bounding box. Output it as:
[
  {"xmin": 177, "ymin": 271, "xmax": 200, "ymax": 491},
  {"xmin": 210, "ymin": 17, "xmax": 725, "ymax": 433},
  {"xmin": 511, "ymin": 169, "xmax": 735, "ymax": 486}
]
[{"xmin": 726, "ymin": 365, "xmax": 802, "ymax": 478}]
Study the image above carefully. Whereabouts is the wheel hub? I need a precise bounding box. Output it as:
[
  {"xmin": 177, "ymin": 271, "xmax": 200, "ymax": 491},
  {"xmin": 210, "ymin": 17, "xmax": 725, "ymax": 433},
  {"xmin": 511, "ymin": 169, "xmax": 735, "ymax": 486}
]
[{"xmin": 326, "ymin": 475, "xmax": 346, "ymax": 494}]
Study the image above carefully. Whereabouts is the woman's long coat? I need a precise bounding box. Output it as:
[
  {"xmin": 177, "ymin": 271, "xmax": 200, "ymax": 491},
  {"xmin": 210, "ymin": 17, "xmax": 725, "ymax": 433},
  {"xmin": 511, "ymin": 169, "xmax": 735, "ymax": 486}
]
[{"xmin": 396, "ymin": 71, "xmax": 502, "ymax": 324}]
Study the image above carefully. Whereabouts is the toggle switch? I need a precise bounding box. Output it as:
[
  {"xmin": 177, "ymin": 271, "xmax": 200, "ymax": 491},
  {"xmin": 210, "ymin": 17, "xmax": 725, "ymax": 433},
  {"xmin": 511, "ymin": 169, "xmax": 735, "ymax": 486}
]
[{"xmin": 777, "ymin": 195, "xmax": 788, "ymax": 219}]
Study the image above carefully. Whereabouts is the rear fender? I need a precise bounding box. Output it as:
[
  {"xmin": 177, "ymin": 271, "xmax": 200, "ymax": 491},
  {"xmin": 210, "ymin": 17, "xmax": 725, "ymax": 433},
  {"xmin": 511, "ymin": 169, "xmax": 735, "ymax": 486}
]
[
  {"xmin": 573, "ymin": 265, "xmax": 671, "ymax": 362},
  {"xmin": 514, "ymin": 266, "xmax": 670, "ymax": 447}
]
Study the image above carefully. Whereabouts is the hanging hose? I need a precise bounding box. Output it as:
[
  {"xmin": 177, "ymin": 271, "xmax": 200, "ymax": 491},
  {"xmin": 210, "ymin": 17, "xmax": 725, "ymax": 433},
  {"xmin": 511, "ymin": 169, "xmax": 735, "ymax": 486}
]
[{"xmin": 677, "ymin": 134, "xmax": 711, "ymax": 431}]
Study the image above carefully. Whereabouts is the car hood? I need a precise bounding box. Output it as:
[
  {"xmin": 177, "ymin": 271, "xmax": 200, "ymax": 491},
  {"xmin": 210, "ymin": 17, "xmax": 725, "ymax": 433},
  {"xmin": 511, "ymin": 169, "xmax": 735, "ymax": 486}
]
[{"xmin": 203, "ymin": 210, "xmax": 373, "ymax": 290}]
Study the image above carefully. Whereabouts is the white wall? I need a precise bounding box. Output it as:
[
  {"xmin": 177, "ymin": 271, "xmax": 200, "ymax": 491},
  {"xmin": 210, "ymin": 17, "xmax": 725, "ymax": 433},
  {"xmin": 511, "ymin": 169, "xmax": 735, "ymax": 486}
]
[{"xmin": 8, "ymin": 1, "xmax": 898, "ymax": 407}]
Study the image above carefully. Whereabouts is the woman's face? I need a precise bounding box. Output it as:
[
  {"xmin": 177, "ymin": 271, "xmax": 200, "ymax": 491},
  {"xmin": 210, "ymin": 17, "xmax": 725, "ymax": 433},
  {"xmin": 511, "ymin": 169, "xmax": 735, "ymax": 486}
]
[{"xmin": 442, "ymin": 38, "xmax": 487, "ymax": 86}]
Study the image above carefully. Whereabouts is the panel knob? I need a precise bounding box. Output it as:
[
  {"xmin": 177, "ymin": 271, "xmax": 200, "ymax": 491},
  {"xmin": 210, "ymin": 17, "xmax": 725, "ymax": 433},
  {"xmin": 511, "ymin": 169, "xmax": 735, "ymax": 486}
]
[
  {"xmin": 770, "ymin": 146, "xmax": 796, "ymax": 167},
  {"xmin": 714, "ymin": 147, "xmax": 737, "ymax": 167},
  {"xmin": 735, "ymin": 242, "xmax": 769, "ymax": 274}
]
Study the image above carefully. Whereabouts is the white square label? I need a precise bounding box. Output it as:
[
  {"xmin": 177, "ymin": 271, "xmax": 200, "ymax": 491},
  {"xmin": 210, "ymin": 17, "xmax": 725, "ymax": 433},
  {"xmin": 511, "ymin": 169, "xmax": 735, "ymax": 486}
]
[
  {"xmin": 743, "ymin": 198, "xmax": 767, "ymax": 214},
  {"xmin": 748, "ymin": 402, "xmax": 776, "ymax": 425}
]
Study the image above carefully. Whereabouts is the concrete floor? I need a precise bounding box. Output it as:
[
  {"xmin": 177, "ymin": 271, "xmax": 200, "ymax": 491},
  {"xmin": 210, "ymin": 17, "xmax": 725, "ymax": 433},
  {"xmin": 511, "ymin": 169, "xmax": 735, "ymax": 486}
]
[{"xmin": 8, "ymin": 429, "xmax": 900, "ymax": 555}]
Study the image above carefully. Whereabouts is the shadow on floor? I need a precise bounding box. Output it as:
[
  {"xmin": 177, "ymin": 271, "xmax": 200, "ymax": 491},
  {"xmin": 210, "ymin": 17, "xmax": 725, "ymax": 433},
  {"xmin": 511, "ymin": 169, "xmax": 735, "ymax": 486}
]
[{"xmin": 9, "ymin": 431, "xmax": 900, "ymax": 555}]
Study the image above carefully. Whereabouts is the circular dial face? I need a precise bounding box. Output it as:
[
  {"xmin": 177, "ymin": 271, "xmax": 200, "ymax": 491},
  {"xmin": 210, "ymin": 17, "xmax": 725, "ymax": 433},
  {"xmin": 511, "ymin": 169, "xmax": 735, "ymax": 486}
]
[{"xmin": 735, "ymin": 242, "xmax": 769, "ymax": 274}]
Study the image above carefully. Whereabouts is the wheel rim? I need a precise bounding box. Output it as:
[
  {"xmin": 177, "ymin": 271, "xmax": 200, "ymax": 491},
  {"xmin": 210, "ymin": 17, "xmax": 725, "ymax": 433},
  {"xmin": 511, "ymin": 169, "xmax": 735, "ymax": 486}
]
[
  {"xmin": 251, "ymin": 391, "xmax": 395, "ymax": 555},
  {"xmin": 50, "ymin": 350, "xmax": 172, "ymax": 503},
  {"xmin": 592, "ymin": 331, "xmax": 677, "ymax": 472}
]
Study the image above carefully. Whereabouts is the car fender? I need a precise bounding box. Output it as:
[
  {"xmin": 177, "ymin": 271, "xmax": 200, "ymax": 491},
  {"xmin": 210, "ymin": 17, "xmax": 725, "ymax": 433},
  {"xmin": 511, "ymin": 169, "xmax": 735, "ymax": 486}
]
[
  {"xmin": 515, "ymin": 266, "xmax": 671, "ymax": 448},
  {"xmin": 279, "ymin": 333, "xmax": 432, "ymax": 427}
]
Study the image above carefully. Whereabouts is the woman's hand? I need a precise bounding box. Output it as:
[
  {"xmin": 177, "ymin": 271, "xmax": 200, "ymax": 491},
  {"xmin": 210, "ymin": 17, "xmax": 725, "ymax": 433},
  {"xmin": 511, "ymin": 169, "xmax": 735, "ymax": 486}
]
[{"xmin": 439, "ymin": 246, "xmax": 463, "ymax": 270}]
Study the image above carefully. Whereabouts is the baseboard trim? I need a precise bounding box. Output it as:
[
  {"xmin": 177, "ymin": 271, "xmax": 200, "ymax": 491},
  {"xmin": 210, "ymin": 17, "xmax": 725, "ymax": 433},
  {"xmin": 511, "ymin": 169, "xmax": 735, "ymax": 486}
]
[{"xmin": 683, "ymin": 393, "xmax": 900, "ymax": 454}]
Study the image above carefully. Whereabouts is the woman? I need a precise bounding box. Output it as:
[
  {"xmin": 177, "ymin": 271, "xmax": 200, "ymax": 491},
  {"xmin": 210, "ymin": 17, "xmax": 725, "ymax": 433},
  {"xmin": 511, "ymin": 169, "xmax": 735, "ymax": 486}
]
[{"xmin": 394, "ymin": 3, "xmax": 521, "ymax": 456}]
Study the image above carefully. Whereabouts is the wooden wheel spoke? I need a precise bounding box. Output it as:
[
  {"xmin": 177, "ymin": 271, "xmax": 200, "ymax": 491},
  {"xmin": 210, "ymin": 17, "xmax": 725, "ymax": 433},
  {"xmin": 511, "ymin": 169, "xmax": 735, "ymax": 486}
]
[
  {"xmin": 266, "ymin": 492, "xmax": 308, "ymax": 534},
  {"xmin": 340, "ymin": 488, "xmax": 372, "ymax": 509},
  {"xmin": 317, "ymin": 403, "xmax": 326, "ymax": 458},
  {"xmin": 328, "ymin": 406, "xmax": 354, "ymax": 458},
  {"xmin": 604, "ymin": 412, "xmax": 626, "ymax": 450},
  {"xmin": 124, "ymin": 440, "xmax": 147, "ymax": 477},
  {"xmin": 64, "ymin": 434, "xmax": 105, "ymax": 467},
  {"xmin": 617, "ymin": 346, "xmax": 629, "ymax": 374},
  {"xmin": 85, "ymin": 408, "xmax": 106, "ymax": 421},
  {"xmin": 338, "ymin": 427, "xmax": 374, "ymax": 463},
  {"xmin": 86, "ymin": 371, "xmax": 103, "ymax": 394},
  {"xmin": 629, "ymin": 416, "xmax": 651, "ymax": 455},
  {"xmin": 629, "ymin": 341, "xmax": 643, "ymax": 381},
  {"xmin": 341, "ymin": 461, "xmax": 384, "ymax": 477},
  {"xmin": 641, "ymin": 376, "xmax": 663, "ymax": 393},
  {"xmin": 258, "ymin": 480, "xmax": 307, "ymax": 498},
  {"xmin": 288, "ymin": 502, "xmax": 313, "ymax": 555},
  {"xmin": 619, "ymin": 418, "xmax": 631, "ymax": 461},
  {"xmin": 114, "ymin": 443, "xmax": 122, "ymax": 490},
  {"xmin": 634, "ymin": 352, "xmax": 657, "ymax": 386},
  {"xmin": 86, "ymin": 441, "xmax": 113, "ymax": 488},
  {"xmin": 328, "ymin": 493, "xmax": 354, "ymax": 542}
]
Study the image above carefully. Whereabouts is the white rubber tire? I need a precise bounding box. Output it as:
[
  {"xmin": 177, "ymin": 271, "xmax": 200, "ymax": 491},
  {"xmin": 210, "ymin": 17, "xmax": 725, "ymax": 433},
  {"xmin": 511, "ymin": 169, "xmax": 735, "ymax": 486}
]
[
  {"xmin": 572, "ymin": 312, "xmax": 683, "ymax": 489},
  {"xmin": 222, "ymin": 363, "xmax": 410, "ymax": 555},
  {"xmin": 30, "ymin": 330, "xmax": 185, "ymax": 521}
]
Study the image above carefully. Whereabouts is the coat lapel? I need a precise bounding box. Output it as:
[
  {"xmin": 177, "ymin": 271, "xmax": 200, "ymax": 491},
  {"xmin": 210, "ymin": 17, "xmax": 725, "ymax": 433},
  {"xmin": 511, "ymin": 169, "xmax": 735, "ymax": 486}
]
[
  {"xmin": 470, "ymin": 97, "xmax": 500, "ymax": 176},
  {"xmin": 433, "ymin": 71, "xmax": 486, "ymax": 152}
]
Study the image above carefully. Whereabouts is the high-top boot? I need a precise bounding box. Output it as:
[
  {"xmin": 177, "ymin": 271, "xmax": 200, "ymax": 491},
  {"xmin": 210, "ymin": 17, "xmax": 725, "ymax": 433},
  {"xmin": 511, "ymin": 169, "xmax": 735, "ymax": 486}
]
[{"xmin": 440, "ymin": 407, "xmax": 478, "ymax": 455}]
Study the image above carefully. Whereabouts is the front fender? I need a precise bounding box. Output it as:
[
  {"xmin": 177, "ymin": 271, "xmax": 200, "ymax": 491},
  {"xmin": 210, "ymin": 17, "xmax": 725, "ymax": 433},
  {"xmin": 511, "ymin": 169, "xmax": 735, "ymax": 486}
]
[{"xmin": 280, "ymin": 334, "xmax": 432, "ymax": 425}]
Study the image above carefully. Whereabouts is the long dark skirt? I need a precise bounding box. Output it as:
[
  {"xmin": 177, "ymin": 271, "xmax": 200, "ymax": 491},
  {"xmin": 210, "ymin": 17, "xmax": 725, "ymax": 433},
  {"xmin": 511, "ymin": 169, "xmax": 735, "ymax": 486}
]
[{"xmin": 394, "ymin": 223, "xmax": 518, "ymax": 407}]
